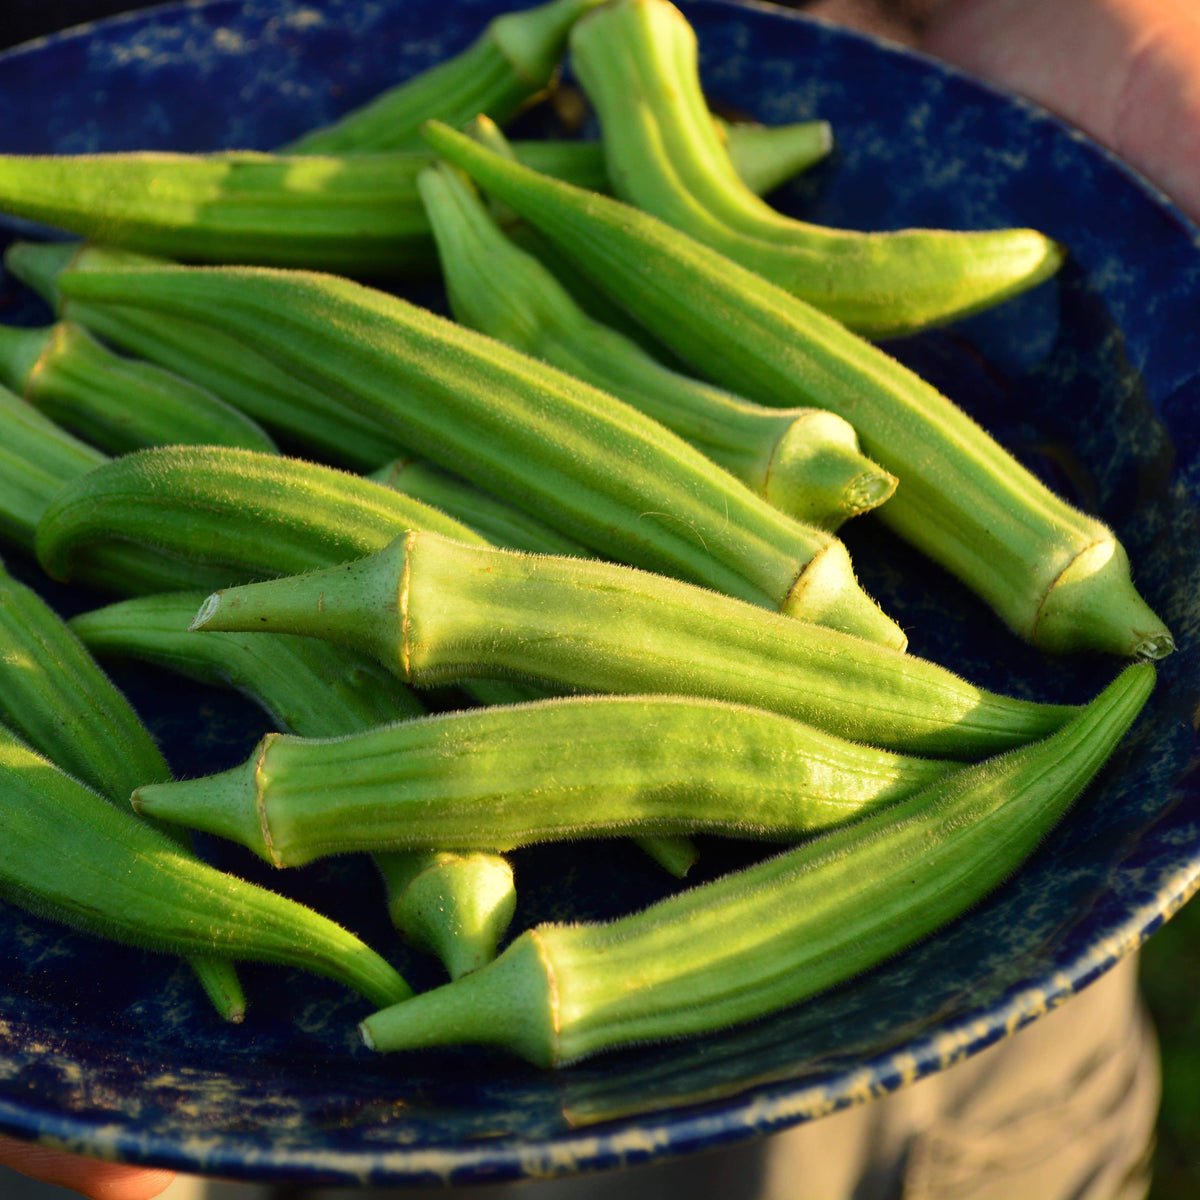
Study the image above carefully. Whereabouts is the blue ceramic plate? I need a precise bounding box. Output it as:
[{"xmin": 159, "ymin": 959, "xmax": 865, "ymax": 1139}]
[{"xmin": 0, "ymin": 0, "xmax": 1198, "ymax": 1187}]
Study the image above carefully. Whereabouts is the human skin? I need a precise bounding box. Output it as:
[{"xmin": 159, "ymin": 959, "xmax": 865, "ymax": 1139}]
[{"xmin": 0, "ymin": 1132, "xmax": 174, "ymax": 1199}]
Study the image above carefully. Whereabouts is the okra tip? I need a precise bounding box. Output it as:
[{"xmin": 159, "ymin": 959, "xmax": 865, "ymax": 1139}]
[{"xmin": 1033, "ymin": 536, "xmax": 1173, "ymax": 660}]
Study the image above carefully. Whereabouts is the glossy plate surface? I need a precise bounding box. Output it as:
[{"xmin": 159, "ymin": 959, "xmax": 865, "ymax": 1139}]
[{"xmin": 0, "ymin": 0, "xmax": 1198, "ymax": 1186}]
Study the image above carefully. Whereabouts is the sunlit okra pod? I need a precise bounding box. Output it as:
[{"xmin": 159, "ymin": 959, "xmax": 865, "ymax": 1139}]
[
  {"xmin": 357, "ymin": 662, "xmax": 1154, "ymax": 1065},
  {"xmin": 369, "ymin": 458, "xmax": 587, "ymax": 556},
  {"xmin": 69, "ymin": 589, "xmax": 518, "ymax": 979},
  {"xmin": 715, "ymin": 116, "xmax": 832, "ymax": 196},
  {"xmin": 419, "ymin": 158, "xmax": 895, "ymax": 528},
  {"xmin": 35, "ymin": 445, "xmax": 484, "ymax": 595},
  {"xmin": 280, "ymin": 0, "xmax": 605, "ymax": 154},
  {"xmin": 0, "ymin": 124, "xmax": 819, "ymax": 275},
  {"xmin": 53, "ymin": 263, "xmax": 903, "ymax": 647},
  {"xmin": 5, "ymin": 241, "xmax": 411, "ymax": 470},
  {"xmin": 423, "ymin": 122, "xmax": 1172, "ymax": 660},
  {"xmin": 133, "ymin": 693, "xmax": 956, "ymax": 863},
  {"xmin": 0, "ymin": 725, "xmax": 410, "ymax": 1009},
  {"xmin": 0, "ymin": 383, "xmax": 105, "ymax": 551},
  {"xmin": 191, "ymin": 532, "xmax": 1077, "ymax": 760},
  {"xmin": 0, "ymin": 562, "xmax": 245, "ymax": 1021},
  {"xmin": 569, "ymin": 0, "xmax": 1063, "ymax": 339},
  {"xmin": 0, "ymin": 319, "xmax": 275, "ymax": 455}
]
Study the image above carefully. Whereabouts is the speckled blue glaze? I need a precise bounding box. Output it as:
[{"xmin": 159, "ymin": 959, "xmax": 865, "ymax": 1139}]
[{"xmin": 0, "ymin": 0, "xmax": 1198, "ymax": 1187}]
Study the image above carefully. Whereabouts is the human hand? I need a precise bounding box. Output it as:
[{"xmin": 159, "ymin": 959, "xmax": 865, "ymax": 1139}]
[
  {"xmin": 0, "ymin": 1132, "xmax": 175, "ymax": 1199},
  {"xmin": 920, "ymin": 0, "xmax": 1200, "ymax": 224}
]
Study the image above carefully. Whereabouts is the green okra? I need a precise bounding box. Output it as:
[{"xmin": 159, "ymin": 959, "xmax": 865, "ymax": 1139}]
[
  {"xmin": 0, "ymin": 383, "xmax": 106, "ymax": 551},
  {"xmin": 279, "ymin": 0, "xmax": 605, "ymax": 154},
  {"xmin": 190, "ymin": 531, "xmax": 1077, "ymax": 760},
  {"xmin": 52, "ymin": 262, "xmax": 905, "ymax": 648},
  {"xmin": 418, "ymin": 156, "xmax": 895, "ymax": 529},
  {"xmin": 0, "ymin": 723, "xmax": 410, "ymax": 1010},
  {"xmin": 715, "ymin": 116, "xmax": 832, "ymax": 197},
  {"xmin": 369, "ymin": 457, "xmax": 588, "ymax": 557},
  {"xmin": 0, "ymin": 320, "xmax": 276, "ymax": 455},
  {"xmin": 0, "ymin": 560, "xmax": 245, "ymax": 1021},
  {"xmin": 357, "ymin": 662, "xmax": 1155, "ymax": 1066},
  {"xmin": 422, "ymin": 121, "xmax": 1173, "ymax": 660},
  {"xmin": 68, "ymin": 589, "xmax": 520, "ymax": 980},
  {"xmin": 132, "ymin": 693, "xmax": 957, "ymax": 864},
  {"xmin": 569, "ymin": 0, "xmax": 1063, "ymax": 339},
  {"xmin": 0, "ymin": 125, "xmax": 820, "ymax": 276},
  {"xmin": 35, "ymin": 445, "xmax": 485, "ymax": 596}
]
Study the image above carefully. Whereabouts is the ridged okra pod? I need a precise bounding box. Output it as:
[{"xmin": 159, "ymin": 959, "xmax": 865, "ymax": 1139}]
[
  {"xmin": 34, "ymin": 445, "xmax": 485, "ymax": 596},
  {"xmin": 0, "ymin": 562, "xmax": 245, "ymax": 1020},
  {"xmin": 0, "ymin": 319, "xmax": 275, "ymax": 455},
  {"xmin": 0, "ymin": 724, "xmax": 410, "ymax": 1010},
  {"xmin": 133, "ymin": 693, "xmax": 956, "ymax": 864},
  {"xmin": 69, "ymin": 590, "xmax": 518, "ymax": 980},
  {"xmin": 0, "ymin": 126, "xmax": 818, "ymax": 276},
  {"xmin": 4, "ymin": 242, "xmax": 409, "ymax": 470},
  {"xmin": 569, "ymin": 0, "xmax": 1063, "ymax": 339},
  {"xmin": 53, "ymin": 262, "xmax": 904, "ymax": 648},
  {"xmin": 279, "ymin": 0, "xmax": 605, "ymax": 154},
  {"xmin": 0, "ymin": 383, "xmax": 105, "ymax": 551},
  {"xmin": 357, "ymin": 662, "xmax": 1155, "ymax": 1065},
  {"xmin": 419, "ymin": 157, "xmax": 895, "ymax": 529},
  {"xmin": 191, "ymin": 531, "xmax": 1077, "ymax": 760},
  {"xmin": 423, "ymin": 122, "xmax": 1172, "ymax": 660}
]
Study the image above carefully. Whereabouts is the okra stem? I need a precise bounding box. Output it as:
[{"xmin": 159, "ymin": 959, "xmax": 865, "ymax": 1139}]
[
  {"xmin": 132, "ymin": 694, "xmax": 955, "ymax": 865},
  {"xmin": 422, "ymin": 122, "xmax": 1172, "ymax": 660},
  {"xmin": 54, "ymin": 261, "xmax": 904, "ymax": 646},
  {"xmin": 359, "ymin": 663, "xmax": 1154, "ymax": 1065},
  {"xmin": 418, "ymin": 157, "xmax": 895, "ymax": 529},
  {"xmin": 191, "ymin": 532, "xmax": 1077, "ymax": 760}
]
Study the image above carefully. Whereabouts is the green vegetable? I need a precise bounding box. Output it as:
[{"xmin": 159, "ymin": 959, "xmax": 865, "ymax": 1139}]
[
  {"xmin": 418, "ymin": 155, "xmax": 895, "ymax": 529},
  {"xmin": 190, "ymin": 531, "xmax": 1077, "ymax": 760},
  {"xmin": 0, "ymin": 723, "xmax": 410, "ymax": 1010},
  {"xmin": 357, "ymin": 662, "xmax": 1154, "ymax": 1065},
  {"xmin": 422, "ymin": 120, "xmax": 1172, "ymax": 660},
  {"xmin": 51, "ymin": 261, "xmax": 904, "ymax": 647},
  {"xmin": 0, "ymin": 319, "xmax": 275, "ymax": 455},
  {"xmin": 131, "ymin": 692, "xmax": 956, "ymax": 863},
  {"xmin": 568, "ymin": 0, "xmax": 1063, "ymax": 339}
]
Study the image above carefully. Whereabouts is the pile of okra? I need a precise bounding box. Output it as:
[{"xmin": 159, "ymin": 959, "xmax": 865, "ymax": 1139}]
[{"xmin": 0, "ymin": 0, "xmax": 1172, "ymax": 1067}]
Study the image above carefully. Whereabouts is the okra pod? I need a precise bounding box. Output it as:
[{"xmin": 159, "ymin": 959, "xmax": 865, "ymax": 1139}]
[
  {"xmin": 279, "ymin": 0, "xmax": 604, "ymax": 154},
  {"xmin": 569, "ymin": 0, "xmax": 1063, "ymax": 339},
  {"xmin": 53, "ymin": 262, "xmax": 904, "ymax": 647},
  {"xmin": 191, "ymin": 532, "xmax": 1077, "ymax": 760},
  {"xmin": 0, "ymin": 319, "xmax": 276, "ymax": 455},
  {"xmin": 422, "ymin": 122, "xmax": 1172, "ymax": 660},
  {"xmin": 418, "ymin": 158, "xmax": 895, "ymax": 528},
  {"xmin": 0, "ymin": 724, "xmax": 410, "ymax": 1010},
  {"xmin": 35, "ymin": 445, "xmax": 485, "ymax": 595},
  {"xmin": 132, "ymin": 694, "xmax": 956, "ymax": 864},
  {"xmin": 69, "ymin": 589, "xmax": 519, "ymax": 979},
  {"xmin": 0, "ymin": 561, "xmax": 245, "ymax": 1021},
  {"xmin": 358, "ymin": 662, "xmax": 1154, "ymax": 1065}
]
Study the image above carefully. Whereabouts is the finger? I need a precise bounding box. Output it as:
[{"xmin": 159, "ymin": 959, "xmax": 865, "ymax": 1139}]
[
  {"xmin": 921, "ymin": 0, "xmax": 1200, "ymax": 223},
  {"xmin": 0, "ymin": 1133, "xmax": 175, "ymax": 1200}
]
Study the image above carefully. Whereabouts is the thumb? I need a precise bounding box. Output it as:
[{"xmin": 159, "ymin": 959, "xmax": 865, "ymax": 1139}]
[{"xmin": 0, "ymin": 1133, "xmax": 176, "ymax": 1200}]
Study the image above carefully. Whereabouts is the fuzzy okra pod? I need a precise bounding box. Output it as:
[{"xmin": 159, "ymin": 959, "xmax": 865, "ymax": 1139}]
[
  {"xmin": 190, "ymin": 531, "xmax": 1077, "ymax": 761},
  {"xmin": 68, "ymin": 590, "xmax": 519, "ymax": 980},
  {"xmin": 0, "ymin": 319, "xmax": 275, "ymax": 455},
  {"xmin": 418, "ymin": 158, "xmax": 895, "ymax": 529},
  {"xmin": 568, "ymin": 0, "xmax": 1063, "ymax": 339},
  {"xmin": 0, "ymin": 723, "xmax": 410, "ymax": 1010},
  {"xmin": 280, "ymin": 0, "xmax": 605, "ymax": 154},
  {"xmin": 357, "ymin": 662, "xmax": 1154, "ymax": 1066},
  {"xmin": 133, "ymin": 693, "xmax": 956, "ymax": 864},
  {"xmin": 50, "ymin": 262, "xmax": 904, "ymax": 648},
  {"xmin": 0, "ymin": 561, "xmax": 245, "ymax": 1020},
  {"xmin": 0, "ymin": 125, "xmax": 823, "ymax": 276},
  {"xmin": 423, "ymin": 122, "xmax": 1172, "ymax": 660}
]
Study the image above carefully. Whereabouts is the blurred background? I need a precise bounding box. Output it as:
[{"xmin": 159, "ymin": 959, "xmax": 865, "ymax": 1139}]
[{"xmin": 0, "ymin": 2, "xmax": 1196, "ymax": 1199}]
